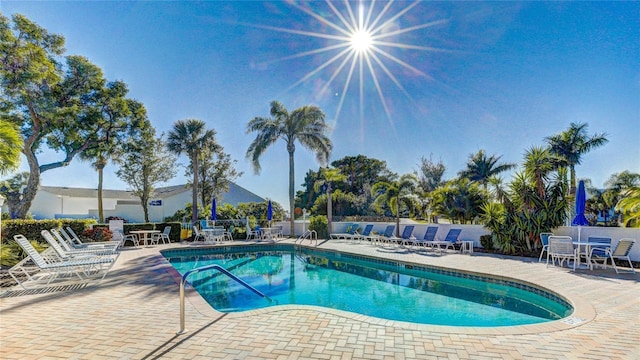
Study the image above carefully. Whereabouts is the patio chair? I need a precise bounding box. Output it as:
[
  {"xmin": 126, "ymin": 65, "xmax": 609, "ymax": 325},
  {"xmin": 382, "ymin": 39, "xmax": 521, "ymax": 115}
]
[
  {"xmin": 64, "ymin": 226, "xmax": 122, "ymax": 249},
  {"xmin": 246, "ymin": 223, "xmax": 260, "ymax": 240},
  {"xmin": 413, "ymin": 226, "xmax": 438, "ymax": 249},
  {"xmin": 9, "ymin": 235, "xmax": 116, "ymax": 289},
  {"xmin": 590, "ymin": 238, "xmax": 636, "ymax": 274},
  {"xmin": 330, "ymin": 223, "xmax": 359, "ymax": 241},
  {"xmin": 355, "ymin": 224, "xmax": 374, "ymax": 244},
  {"xmin": 398, "ymin": 225, "xmax": 417, "ymax": 247},
  {"xmin": 538, "ymin": 232, "xmax": 554, "ymax": 263},
  {"xmin": 55, "ymin": 228, "xmax": 120, "ymax": 251},
  {"xmin": 152, "ymin": 226, "xmax": 172, "ymax": 245},
  {"xmin": 376, "ymin": 225, "xmax": 396, "ymax": 246},
  {"xmin": 115, "ymin": 229, "xmax": 140, "ymax": 247},
  {"xmin": 41, "ymin": 230, "xmax": 119, "ymax": 261},
  {"xmin": 430, "ymin": 228, "xmax": 462, "ymax": 253},
  {"xmin": 547, "ymin": 236, "xmax": 577, "ymax": 271},
  {"xmin": 192, "ymin": 226, "xmax": 206, "ymax": 242}
]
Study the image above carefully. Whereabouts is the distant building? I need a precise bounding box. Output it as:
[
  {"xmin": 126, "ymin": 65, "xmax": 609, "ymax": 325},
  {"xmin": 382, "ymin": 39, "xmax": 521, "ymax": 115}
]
[{"xmin": 30, "ymin": 184, "xmax": 264, "ymax": 222}]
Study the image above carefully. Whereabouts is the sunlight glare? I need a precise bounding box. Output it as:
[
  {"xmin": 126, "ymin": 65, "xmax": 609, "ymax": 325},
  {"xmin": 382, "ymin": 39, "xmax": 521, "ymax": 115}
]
[{"xmin": 350, "ymin": 29, "xmax": 372, "ymax": 53}]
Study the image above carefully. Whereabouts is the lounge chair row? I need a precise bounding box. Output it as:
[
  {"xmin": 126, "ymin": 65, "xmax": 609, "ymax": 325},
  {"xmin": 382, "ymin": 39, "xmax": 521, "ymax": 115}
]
[
  {"xmin": 8, "ymin": 228, "xmax": 121, "ymax": 290},
  {"xmin": 329, "ymin": 224, "xmax": 464, "ymax": 252}
]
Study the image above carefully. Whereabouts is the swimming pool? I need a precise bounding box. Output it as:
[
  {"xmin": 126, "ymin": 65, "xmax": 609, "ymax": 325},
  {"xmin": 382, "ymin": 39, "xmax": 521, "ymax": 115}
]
[{"xmin": 162, "ymin": 245, "xmax": 572, "ymax": 327}]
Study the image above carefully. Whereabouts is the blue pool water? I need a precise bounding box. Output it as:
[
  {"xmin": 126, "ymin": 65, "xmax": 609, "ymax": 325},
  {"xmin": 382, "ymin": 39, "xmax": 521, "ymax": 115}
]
[{"xmin": 162, "ymin": 245, "xmax": 572, "ymax": 327}]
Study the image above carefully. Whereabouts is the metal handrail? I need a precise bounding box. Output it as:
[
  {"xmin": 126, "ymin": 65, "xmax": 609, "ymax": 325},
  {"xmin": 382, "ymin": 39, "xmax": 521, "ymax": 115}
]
[
  {"xmin": 177, "ymin": 264, "xmax": 272, "ymax": 334},
  {"xmin": 296, "ymin": 229, "xmax": 317, "ymax": 245}
]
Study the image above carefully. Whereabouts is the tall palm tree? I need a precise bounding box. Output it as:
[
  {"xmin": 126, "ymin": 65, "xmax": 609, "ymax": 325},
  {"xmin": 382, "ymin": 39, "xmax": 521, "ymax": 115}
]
[
  {"xmin": 371, "ymin": 174, "xmax": 418, "ymax": 237},
  {"xmin": 0, "ymin": 121, "xmax": 23, "ymax": 176},
  {"xmin": 458, "ymin": 150, "xmax": 515, "ymax": 189},
  {"xmin": 545, "ymin": 122, "xmax": 608, "ymax": 192},
  {"xmin": 167, "ymin": 119, "xmax": 216, "ymax": 225},
  {"xmin": 246, "ymin": 101, "xmax": 332, "ymax": 235}
]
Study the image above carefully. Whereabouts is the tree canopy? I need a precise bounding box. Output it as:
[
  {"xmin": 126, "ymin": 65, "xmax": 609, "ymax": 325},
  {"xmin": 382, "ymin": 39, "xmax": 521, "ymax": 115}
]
[{"xmin": 0, "ymin": 13, "xmax": 149, "ymax": 218}]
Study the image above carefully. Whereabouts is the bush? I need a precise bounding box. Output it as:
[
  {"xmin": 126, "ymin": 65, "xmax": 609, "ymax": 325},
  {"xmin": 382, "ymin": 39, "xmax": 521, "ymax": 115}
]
[
  {"xmin": 309, "ymin": 215, "xmax": 328, "ymax": 239},
  {"xmin": 82, "ymin": 227, "xmax": 113, "ymax": 243},
  {"xmin": 479, "ymin": 234, "xmax": 494, "ymax": 251}
]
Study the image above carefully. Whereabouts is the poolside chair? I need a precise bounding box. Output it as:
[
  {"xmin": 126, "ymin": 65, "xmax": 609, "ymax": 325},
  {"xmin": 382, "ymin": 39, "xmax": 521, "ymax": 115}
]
[
  {"xmin": 330, "ymin": 223, "xmax": 359, "ymax": 241},
  {"xmin": 151, "ymin": 226, "xmax": 172, "ymax": 245},
  {"xmin": 538, "ymin": 232, "xmax": 554, "ymax": 263},
  {"xmin": 9, "ymin": 235, "xmax": 116, "ymax": 289},
  {"xmin": 114, "ymin": 229, "xmax": 140, "ymax": 247},
  {"xmin": 192, "ymin": 226, "xmax": 206, "ymax": 242},
  {"xmin": 547, "ymin": 236, "xmax": 577, "ymax": 271},
  {"xmin": 56, "ymin": 228, "xmax": 120, "ymax": 251},
  {"xmin": 376, "ymin": 225, "xmax": 396, "ymax": 246},
  {"xmin": 246, "ymin": 223, "xmax": 260, "ymax": 240},
  {"xmin": 430, "ymin": 228, "xmax": 462, "ymax": 253},
  {"xmin": 356, "ymin": 224, "xmax": 374, "ymax": 244},
  {"xmin": 398, "ymin": 225, "xmax": 416, "ymax": 247},
  {"xmin": 41, "ymin": 230, "xmax": 119, "ymax": 262},
  {"xmin": 64, "ymin": 226, "xmax": 122, "ymax": 249},
  {"xmin": 590, "ymin": 238, "xmax": 636, "ymax": 274},
  {"xmin": 413, "ymin": 226, "xmax": 438, "ymax": 249}
]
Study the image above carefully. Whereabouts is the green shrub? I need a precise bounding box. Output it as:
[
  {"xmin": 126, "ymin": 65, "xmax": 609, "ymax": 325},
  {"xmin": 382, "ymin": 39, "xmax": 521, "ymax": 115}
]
[
  {"xmin": 309, "ymin": 215, "xmax": 328, "ymax": 239},
  {"xmin": 479, "ymin": 234, "xmax": 494, "ymax": 251}
]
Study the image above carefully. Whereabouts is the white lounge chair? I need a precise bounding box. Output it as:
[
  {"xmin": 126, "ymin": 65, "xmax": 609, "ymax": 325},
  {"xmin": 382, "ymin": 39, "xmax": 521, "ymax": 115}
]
[
  {"xmin": 9, "ymin": 235, "xmax": 116, "ymax": 289},
  {"xmin": 41, "ymin": 230, "xmax": 119, "ymax": 262},
  {"xmin": 590, "ymin": 238, "xmax": 636, "ymax": 274},
  {"xmin": 55, "ymin": 228, "xmax": 120, "ymax": 251},
  {"xmin": 330, "ymin": 224, "xmax": 359, "ymax": 241}
]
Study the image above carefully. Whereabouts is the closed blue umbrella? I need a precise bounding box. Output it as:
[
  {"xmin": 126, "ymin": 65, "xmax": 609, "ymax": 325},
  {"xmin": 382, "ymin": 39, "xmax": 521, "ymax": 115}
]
[
  {"xmin": 572, "ymin": 180, "xmax": 589, "ymax": 243},
  {"xmin": 267, "ymin": 200, "xmax": 273, "ymax": 227},
  {"xmin": 211, "ymin": 198, "xmax": 217, "ymax": 225}
]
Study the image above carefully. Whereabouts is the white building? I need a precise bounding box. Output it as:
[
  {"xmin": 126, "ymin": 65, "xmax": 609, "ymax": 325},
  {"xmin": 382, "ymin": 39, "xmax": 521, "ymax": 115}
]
[{"xmin": 29, "ymin": 183, "xmax": 265, "ymax": 223}]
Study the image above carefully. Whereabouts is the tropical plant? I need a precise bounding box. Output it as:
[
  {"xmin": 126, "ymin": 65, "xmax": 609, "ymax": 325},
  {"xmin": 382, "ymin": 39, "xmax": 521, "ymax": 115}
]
[
  {"xmin": 166, "ymin": 119, "xmax": 217, "ymax": 225},
  {"xmin": 481, "ymin": 170, "xmax": 569, "ymax": 255},
  {"xmin": 545, "ymin": 122, "xmax": 608, "ymax": 192},
  {"xmin": 0, "ymin": 120, "xmax": 22, "ymax": 176},
  {"xmin": 616, "ymin": 187, "xmax": 640, "ymax": 227},
  {"xmin": 458, "ymin": 150, "xmax": 515, "ymax": 189},
  {"xmin": 246, "ymin": 100, "xmax": 332, "ymax": 235},
  {"xmin": 522, "ymin": 146, "xmax": 564, "ymax": 197},
  {"xmin": 371, "ymin": 174, "xmax": 418, "ymax": 237},
  {"xmin": 430, "ymin": 178, "xmax": 488, "ymax": 224}
]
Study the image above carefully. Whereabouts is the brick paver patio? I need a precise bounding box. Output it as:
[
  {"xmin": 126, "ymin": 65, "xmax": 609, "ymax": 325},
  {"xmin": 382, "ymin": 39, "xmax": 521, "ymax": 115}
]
[{"xmin": 1, "ymin": 239, "xmax": 638, "ymax": 359}]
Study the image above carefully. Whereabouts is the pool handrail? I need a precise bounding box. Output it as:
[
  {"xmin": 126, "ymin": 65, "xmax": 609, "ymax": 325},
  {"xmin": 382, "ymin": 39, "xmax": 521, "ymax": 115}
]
[{"xmin": 178, "ymin": 263, "xmax": 272, "ymax": 334}]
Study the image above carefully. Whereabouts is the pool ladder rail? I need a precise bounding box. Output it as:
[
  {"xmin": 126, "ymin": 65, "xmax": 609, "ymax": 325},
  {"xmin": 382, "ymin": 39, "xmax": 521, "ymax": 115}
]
[
  {"xmin": 296, "ymin": 229, "xmax": 318, "ymax": 246},
  {"xmin": 177, "ymin": 264, "xmax": 273, "ymax": 334}
]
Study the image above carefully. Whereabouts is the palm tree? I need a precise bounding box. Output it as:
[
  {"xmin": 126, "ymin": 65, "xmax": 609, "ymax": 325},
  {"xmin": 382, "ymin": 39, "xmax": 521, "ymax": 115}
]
[
  {"xmin": 523, "ymin": 146, "xmax": 564, "ymax": 198},
  {"xmin": 0, "ymin": 121, "xmax": 23, "ymax": 176},
  {"xmin": 545, "ymin": 122, "xmax": 608, "ymax": 192},
  {"xmin": 314, "ymin": 167, "xmax": 347, "ymax": 234},
  {"xmin": 167, "ymin": 119, "xmax": 216, "ymax": 225},
  {"xmin": 371, "ymin": 174, "xmax": 418, "ymax": 237},
  {"xmin": 458, "ymin": 150, "xmax": 515, "ymax": 189},
  {"xmin": 616, "ymin": 187, "xmax": 640, "ymax": 227},
  {"xmin": 246, "ymin": 101, "xmax": 332, "ymax": 235}
]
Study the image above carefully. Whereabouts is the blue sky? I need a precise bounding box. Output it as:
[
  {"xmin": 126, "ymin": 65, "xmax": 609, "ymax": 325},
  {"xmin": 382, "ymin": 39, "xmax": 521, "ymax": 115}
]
[{"xmin": 2, "ymin": 1, "xmax": 639, "ymax": 209}]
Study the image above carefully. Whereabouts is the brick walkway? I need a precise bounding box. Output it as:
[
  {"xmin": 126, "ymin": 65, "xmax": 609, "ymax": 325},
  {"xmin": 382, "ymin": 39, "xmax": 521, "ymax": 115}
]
[{"xmin": 1, "ymin": 239, "xmax": 638, "ymax": 359}]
